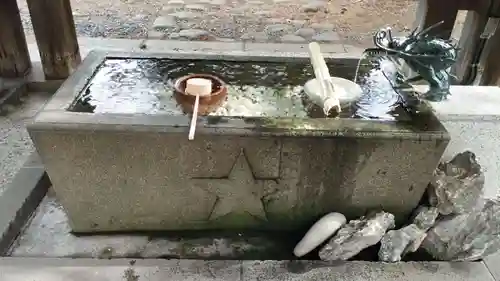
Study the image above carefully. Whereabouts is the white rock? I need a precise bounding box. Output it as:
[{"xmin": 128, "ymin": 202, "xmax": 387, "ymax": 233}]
[{"xmin": 293, "ymin": 212, "xmax": 346, "ymax": 257}]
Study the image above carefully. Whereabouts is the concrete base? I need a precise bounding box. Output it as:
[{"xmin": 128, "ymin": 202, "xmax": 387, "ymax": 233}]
[{"xmin": 0, "ymin": 258, "xmax": 495, "ymax": 281}]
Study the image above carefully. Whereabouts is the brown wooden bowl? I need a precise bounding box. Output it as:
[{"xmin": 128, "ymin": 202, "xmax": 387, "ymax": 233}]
[{"xmin": 173, "ymin": 74, "xmax": 228, "ymax": 115}]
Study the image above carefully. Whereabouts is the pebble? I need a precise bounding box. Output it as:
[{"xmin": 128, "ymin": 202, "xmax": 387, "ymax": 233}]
[
  {"xmin": 280, "ymin": 34, "xmax": 306, "ymax": 42},
  {"xmin": 288, "ymin": 20, "xmax": 306, "ymax": 27},
  {"xmin": 265, "ymin": 18, "xmax": 283, "ymax": 25},
  {"xmin": 209, "ymin": 0, "xmax": 226, "ymax": 5},
  {"xmin": 161, "ymin": 6, "xmax": 183, "ymax": 13},
  {"xmin": 169, "ymin": 11, "xmax": 201, "ymax": 20},
  {"xmin": 185, "ymin": 4, "xmax": 206, "ymax": 11},
  {"xmin": 178, "ymin": 29, "xmax": 212, "ymax": 40},
  {"xmin": 295, "ymin": 28, "xmax": 316, "ymax": 38},
  {"xmin": 152, "ymin": 16, "xmax": 177, "ymax": 31},
  {"xmin": 302, "ymin": 1, "xmax": 327, "ymax": 12},
  {"xmin": 169, "ymin": 32, "xmax": 181, "ymax": 39},
  {"xmin": 168, "ymin": 0, "xmax": 185, "ymax": 5},
  {"xmin": 148, "ymin": 30, "xmax": 168, "ymax": 39},
  {"xmin": 240, "ymin": 32, "xmax": 268, "ymax": 42},
  {"xmin": 312, "ymin": 31, "xmax": 340, "ymax": 42},
  {"xmin": 264, "ymin": 24, "xmax": 292, "ymax": 37},
  {"xmin": 254, "ymin": 11, "xmax": 272, "ymax": 17},
  {"xmin": 178, "ymin": 21, "xmax": 198, "ymax": 29},
  {"xmin": 310, "ymin": 23, "xmax": 335, "ymax": 30}
]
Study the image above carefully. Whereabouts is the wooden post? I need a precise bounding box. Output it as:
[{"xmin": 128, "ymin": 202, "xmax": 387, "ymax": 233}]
[
  {"xmin": 452, "ymin": 11, "xmax": 488, "ymax": 84},
  {"xmin": 472, "ymin": 0, "xmax": 500, "ymax": 85},
  {"xmin": 26, "ymin": 0, "xmax": 81, "ymax": 80},
  {"xmin": 476, "ymin": 23, "xmax": 500, "ymax": 85},
  {"xmin": 415, "ymin": 0, "xmax": 460, "ymax": 39},
  {"xmin": 0, "ymin": 0, "xmax": 32, "ymax": 78}
]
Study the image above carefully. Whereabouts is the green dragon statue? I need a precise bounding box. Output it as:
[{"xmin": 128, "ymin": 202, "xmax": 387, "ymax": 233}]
[{"xmin": 372, "ymin": 21, "xmax": 458, "ymax": 101}]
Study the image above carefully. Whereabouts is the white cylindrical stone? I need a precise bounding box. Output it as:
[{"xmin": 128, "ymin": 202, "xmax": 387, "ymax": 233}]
[{"xmin": 293, "ymin": 212, "xmax": 347, "ymax": 257}]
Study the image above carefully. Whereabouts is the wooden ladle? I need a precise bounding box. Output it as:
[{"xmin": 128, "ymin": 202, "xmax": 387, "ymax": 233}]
[{"xmin": 185, "ymin": 78, "xmax": 212, "ymax": 140}]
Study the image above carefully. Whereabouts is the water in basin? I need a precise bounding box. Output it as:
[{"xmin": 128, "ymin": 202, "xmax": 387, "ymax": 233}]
[{"xmin": 69, "ymin": 56, "xmax": 415, "ymax": 121}]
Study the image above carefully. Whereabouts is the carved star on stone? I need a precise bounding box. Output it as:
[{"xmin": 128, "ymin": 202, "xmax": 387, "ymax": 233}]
[{"xmin": 193, "ymin": 150, "xmax": 276, "ymax": 222}]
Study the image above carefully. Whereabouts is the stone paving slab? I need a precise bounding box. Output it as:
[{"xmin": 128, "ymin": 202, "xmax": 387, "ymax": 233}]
[
  {"xmin": 242, "ymin": 260, "xmax": 495, "ymax": 281},
  {"xmin": 485, "ymin": 253, "xmax": 500, "ymax": 281},
  {"xmin": 0, "ymin": 258, "xmax": 241, "ymax": 281},
  {"xmin": 0, "ymin": 258, "xmax": 495, "ymax": 281},
  {"xmin": 7, "ymin": 190, "xmax": 291, "ymax": 260},
  {"xmin": 425, "ymin": 86, "xmax": 500, "ymax": 199}
]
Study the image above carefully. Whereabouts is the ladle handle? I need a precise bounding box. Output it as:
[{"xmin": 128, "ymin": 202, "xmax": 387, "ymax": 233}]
[
  {"xmin": 308, "ymin": 42, "xmax": 331, "ymax": 81},
  {"xmin": 188, "ymin": 95, "xmax": 200, "ymax": 141}
]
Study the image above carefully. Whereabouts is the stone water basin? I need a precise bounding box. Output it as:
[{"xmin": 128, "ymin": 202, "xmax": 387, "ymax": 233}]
[{"xmin": 27, "ymin": 51, "xmax": 449, "ymax": 233}]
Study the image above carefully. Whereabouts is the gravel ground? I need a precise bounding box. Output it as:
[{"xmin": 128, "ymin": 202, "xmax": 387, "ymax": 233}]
[
  {"xmin": 16, "ymin": 0, "xmax": 418, "ymax": 46},
  {"xmin": 0, "ymin": 93, "xmax": 51, "ymax": 195}
]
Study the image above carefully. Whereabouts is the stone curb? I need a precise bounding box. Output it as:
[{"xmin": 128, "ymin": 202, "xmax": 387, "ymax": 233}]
[
  {"xmin": 0, "ymin": 258, "xmax": 495, "ymax": 281},
  {"xmin": 0, "ymin": 152, "xmax": 50, "ymax": 255},
  {"xmin": 0, "ymin": 82, "xmax": 26, "ymax": 114}
]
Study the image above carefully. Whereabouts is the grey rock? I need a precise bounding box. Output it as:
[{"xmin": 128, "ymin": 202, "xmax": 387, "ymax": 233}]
[
  {"xmin": 412, "ymin": 206, "xmax": 439, "ymax": 230},
  {"xmin": 428, "ymin": 151, "xmax": 485, "ymax": 215},
  {"xmin": 264, "ymin": 24, "xmax": 292, "ymax": 38},
  {"xmin": 312, "ymin": 31, "xmax": 340, "ymax": 42},
  {"xmin": 422, "ymin": 199, "xmax": 500, "ymax": 261},
  {"xmin": 152, "ymin": 16, "xmax": 177, "ymax": 31},
  {"xmin": 280, "ymin": 34, "xmax": 306, "ymax": 42},
  {"xmin": 379, "ymin": 224, "xmax": 427, "ymax": 262},
  {"xmin": 319, "ymin": 211, "xmax": 395, "ymax": 261},
  {"xmin": 302, "ymin": 1, "xmax": 327, "ymax": 12},
  {"xmin": 295, "ymin": 28, "xmax": 316, "ymax": 38},
  {"xmin": 178, "ymin": 29, "xmax": 211, "ymax": 40}
]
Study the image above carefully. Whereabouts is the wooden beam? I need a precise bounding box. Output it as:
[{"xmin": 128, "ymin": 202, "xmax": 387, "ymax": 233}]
[
  {"xmin": 26, "ymin": 0, "xmax": 81, "ymax": 80},
  {"xmin": 0, "ymin": 0, "xmax": 31, "ymax": 78}
]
